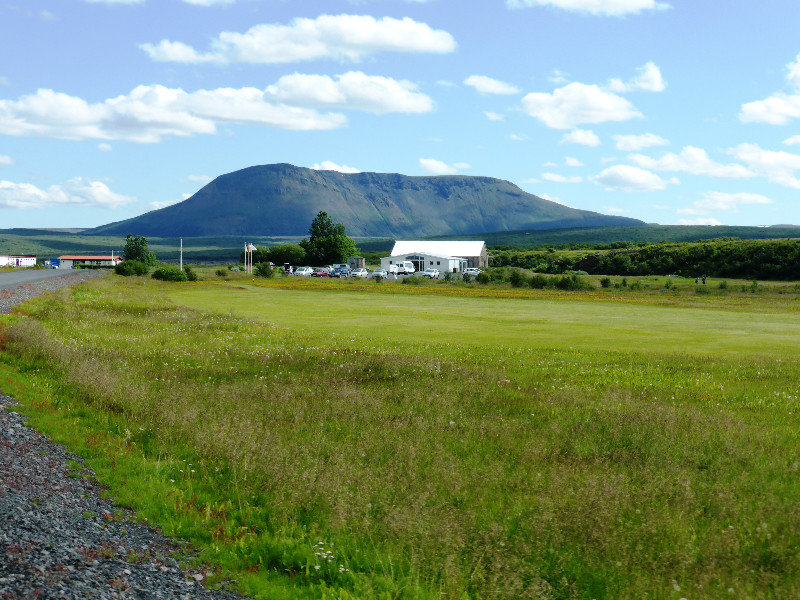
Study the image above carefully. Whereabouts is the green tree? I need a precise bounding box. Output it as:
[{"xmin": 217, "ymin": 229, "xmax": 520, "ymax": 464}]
[
  {"xmin": 122, "ymin": 234, "xmax": 156, "ymax": 265},
  {"xmin": 265, "ymin": 244, "xmax": 306, "ymax": 266},
  {"xmin": 300, "ymin": 211, "xmax": 358, "ymax": 265}
]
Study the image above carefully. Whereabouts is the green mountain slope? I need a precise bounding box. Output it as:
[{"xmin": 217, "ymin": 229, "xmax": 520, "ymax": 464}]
[{"xmin": 88, "ymin": 163, "xmax": 643, "ymax": 238}]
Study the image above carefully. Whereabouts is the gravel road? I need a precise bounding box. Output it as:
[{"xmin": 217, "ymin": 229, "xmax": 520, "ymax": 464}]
[
  {"xmin": 0, "ymin": 271, "xmax": 250, "ymax": 598},
  {"xmin": 0, "ymin": 270, "xmax": 105, "ymax": 313}
]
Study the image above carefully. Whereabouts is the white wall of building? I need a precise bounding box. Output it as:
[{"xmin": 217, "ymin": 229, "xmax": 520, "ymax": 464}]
[{"xmin": 381, "ymin": 253, "xmax": 466, "ymax": 274}]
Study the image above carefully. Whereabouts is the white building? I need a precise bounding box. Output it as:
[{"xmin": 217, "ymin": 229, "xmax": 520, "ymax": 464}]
[
  {"xmin": 59, "ymin": 254, "xmax": 122, "ymax": 269},
  {"xmin": 0, "ymin": 254, "xmax": 37, "ymax": 268},
  {"xmin": 381, "ymin": 241, "xmax": 489, "ymax": 274}
]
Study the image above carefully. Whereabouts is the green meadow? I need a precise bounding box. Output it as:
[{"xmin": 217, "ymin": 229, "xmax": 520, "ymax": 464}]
[{"xmin": 1, "ymin": 275, "xmax": 800, "ymax": 599}]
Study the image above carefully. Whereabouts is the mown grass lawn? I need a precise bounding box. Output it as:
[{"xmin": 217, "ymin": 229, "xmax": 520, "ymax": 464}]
[{"xmin": 1, "ymin": 275, "xmax": 800, "ymax": 600}]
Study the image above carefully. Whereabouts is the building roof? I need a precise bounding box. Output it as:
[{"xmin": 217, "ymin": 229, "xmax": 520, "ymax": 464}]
[
  {"xmin": 391, "ymin": 241, "xmax": 486, "ymax": 257},
  {"xmin": 59, "ymin": 255, "xmax": 122, "ymax": 261}
]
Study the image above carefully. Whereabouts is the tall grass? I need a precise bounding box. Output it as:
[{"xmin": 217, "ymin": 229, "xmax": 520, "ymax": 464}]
[{"xmin": 2, "ymin": 277, "xmax": 800, "ymax": 599}]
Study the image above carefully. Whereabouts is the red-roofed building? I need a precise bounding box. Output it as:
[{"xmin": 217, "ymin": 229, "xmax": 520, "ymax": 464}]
[{"xmin": 59, "ymin": 255, "xmax": 122, "ymax": 269}]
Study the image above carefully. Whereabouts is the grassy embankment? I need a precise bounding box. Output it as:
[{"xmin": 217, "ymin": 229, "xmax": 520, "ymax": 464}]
[{"xmin": 1, "ymin": 274, "xmax": 800, "ymax": 599}]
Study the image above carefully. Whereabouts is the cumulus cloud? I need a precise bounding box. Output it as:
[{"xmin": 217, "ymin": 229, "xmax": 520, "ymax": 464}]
[
  {"xmin": 591, "ymin": 164, "xmax": 677, "ymax": 192},
  {"xmin": 419, "ymin": 158, "xmax": 470, "ymax": 175},
  {"xmin": 509, "ymin": 133, "xmax": 528, "ymax": 141},
  {"xmin": 141, "ymin": 14, "xmax": 456, "ymax": 64},
  {"xmin": 542, "ymin": 172, "xmax": 582, "ymax": 183},
  {"xmin": 740, "ymin": 53, "xmax": 800, "ymax": 125},
  {"xmin": 264, "ymin": 71, "xmax": 433, "ymax": 114},
  {"xmin": 485, "ymin": 111, "xmax": 505, "ymax": 121},
  {"xmin": 678, "ymin": 217, "xmax": 723, "ymax": 226},
  {"xmin": 312, "ymin": 161, "xmax": 360, "ymax": 173},
  {"xmin": 608, "ymin": 62, "xmax": 666, "ymax": 92},
  {"xmin": 613, "ymin": 132, "xmax": 668, "ymax": 151},
  {"xmin": 564, "ymin": 156, "xmax": 584, "ymax": 167},
  {"xmin": 522, "ymin": 82, "xmax": 640, "ymax": 129},
  {"xmin": 0, "ymin": 178, "xmax": 135, "ymax": 209},
  {"xmin": 0, "ymin": 155, "xmax": 12, "ymax": 167},
  {"xmin": 729, "ymin": 143, "xmax": 800, "ymax": 189},
  {"xmin": 150, "ymin": 194, "xmax": 189, "ymax": 210},
  {"xmin": 506, "ymin": 0, "xmax": 670, "ymax": 16},
  {"xmin": 630, "ymin": 146, "xmax": 754, "ymax": 179},
  {"xmin": 561, "ymin": 128, "xmax": 600, "ymax": 146},
  {"xmin": 784, "ymin": 134, "xmax": 800, "ymax": 145},
  {"xmin": 0, "ymin": 74, "xmax": 433, "ymax": 143},
  {"xmin": 676, "ymin": 191, "xmax": 773, "ymax": 216},
  {"xmin": 186, "ymin": 174, "xmax": 213, "ymax": 184},
  {"xmin": 464, "ymin": 75, "xmax": 520, "ymax": 95},
  {"xmin": 538, "ymin": 192, "xmax": 566, "ymax": 205}
]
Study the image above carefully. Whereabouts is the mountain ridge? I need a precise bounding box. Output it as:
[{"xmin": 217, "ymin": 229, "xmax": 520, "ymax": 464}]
[{"xmin": 88, "ymin": 163, "xmax": 644, "ymax": 238}]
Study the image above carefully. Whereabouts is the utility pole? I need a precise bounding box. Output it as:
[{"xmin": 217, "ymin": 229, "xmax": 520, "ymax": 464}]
[{"xmin": 180, "ymin": 238, "xmax": 183, "ymax": 271}]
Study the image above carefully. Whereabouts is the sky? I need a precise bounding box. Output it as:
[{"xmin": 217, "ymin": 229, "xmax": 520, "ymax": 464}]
[{"xmin": 2, "ymin": 0, "xmax": 800, "ymax": 229}]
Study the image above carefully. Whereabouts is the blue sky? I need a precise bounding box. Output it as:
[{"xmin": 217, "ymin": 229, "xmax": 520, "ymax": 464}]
[{"xmin": 2, "ymin": 0, "xmax": 800, "ymax": 229}]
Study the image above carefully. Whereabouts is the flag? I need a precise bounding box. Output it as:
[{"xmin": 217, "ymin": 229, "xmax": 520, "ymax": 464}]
[{"xmin": 248, "ymin": 244, "xmax": 257, "ymax": 252}]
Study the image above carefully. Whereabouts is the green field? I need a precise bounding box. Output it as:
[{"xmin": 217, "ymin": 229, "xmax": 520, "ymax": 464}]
[{"xmin": 2, "ymin": 275, "xmax": 800, "ymax": 599}]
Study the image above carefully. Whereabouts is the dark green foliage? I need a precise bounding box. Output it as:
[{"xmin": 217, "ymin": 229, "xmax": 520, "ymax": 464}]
[
  {"xmin": 508, "ymin": 269, "xmax": 529, "ymax": 288},
  {"xmin": 151, "ymin": 267, "xmax": 188, "ymax": 282},
  {"xmin": 300, "ymin": 212, "xmax": 359, "ymax": 266},
  {"xmin": 600, "ymin": 277, "xmax": 611, "ymax": 288},
  {"xmin": 183, "ymin": 265, "xmax": 198, "ymax": 281},
  {"xmin": 264, "ymin": 243, "xmax": 306, "ymax": 266},
  {"xmin": 122, "ymin": 234, "xmax": 156, "ymax": 265},
  {"xmin": 529, "ymin": 274, "xmax": 549, "ymax": 289},
  {"xmin": 401, "ymin": 275, "xmax": 426, "ymax": 285},
  {"xmin": 114, "ymin": 260, "xmax": 149, "ymax": 276},
  {"xmin": 555, "ymin": 274, "xmax": 593, "ymax": 291},
  {"xmin": 462, "ymin": 273, "xmax": 472, "ymax": 283},
  {"xmin": 86, "ymin": 163, "xmax": 642, "ymax": 238},
  {"xmin": 475, "ymin": 272, "xmax": 490, "ymax": 284},
  {"xmin": 718, "ymin": 280, "xmax": 729, "ymax": 290},
  {"xmin": 254, "ymin": 262, "xmax": 274, "ymax": 278}
]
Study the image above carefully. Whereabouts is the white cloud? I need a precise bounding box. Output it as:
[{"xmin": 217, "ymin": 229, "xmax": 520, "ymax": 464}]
[
  {"xmin": 564, "ymin": 156, "xmax": 583, "ymax": 167},
  {"xmin": 522, "ymin": 82, "xmax": 640, "ymax": 129},
  {"xmin": 506, "ymin": 0, "xmax": 670, "ymax": 16},
  {"xmin": 509, "ymin": 133, "xmax": 528, "ymax": 141},
  {"xmin": 312, "ymin": 161, "xmax": 360, "ymax": 173},
  {"xmin": 419, "ymin": 158, "xmax": 470, "ymax": 175},
  {"xmin": 678, "ymin": 217, "xmax": 723, "ymax": 226},
  {"xmin": 561, "ymin": 128, "xmax": 600, "ymax": 146},
  {"xmin": 485, "ymin": 111, "xmax": 505, "ymax": 121},
  {"xmin": 740, "ymin": 53, "xmax": 800, "ymax": 125},
  {"xmin": 150, "ymin": 195, "xmax": 188, "ymax": 210},
  {"xmin": 784, "ymin": 135, "xmax": 800, "ymax": 145},
  {"xmin": 630, "ymin": 146, "xmax": 754, "ymax": 178},
  {"xmin": 0, "ymin": 178, "xmax": 135, "ymax": 209},
  {"xmin": 141, "ymin": 14, "xmax": 456, "ymax": 64},
  {"xmin": 603, "ymin": 206, "xmax": 628, "ymax": 214},
  {"xmin": 542, "ymin": 172, "xmax": 582, "ymax": 183},
  {"xmin": 613, "ymin": 132, "xmax": 668, "ymax": 151},
  {"xmin": 264, "ymin": 71, "xmax": 434, "ymax": 114},
  {"xmin": 591, "ymin": 164, "xmax": 677, "ymax": 192},
  {"xmin": 97, "ymin": 143, "xmax": 112, "ymax": 152},
  {"xmin": 607, "ymin": 62, "xmax": 666, "ymax": 93},
  {"xmin": 464, "ymin": 75, "xmax": 519, "ymax": 95},
  {"xmin": 676, "ymin": 191, "xmax": 773, "ymax": 215},
  {"xmin": 0, "ymin": 155, "xmax": 12, "ymax": 167},
  {"xmin": 729, "ymin": 142, "xmax": 800, "ymax": 189},
  {"xmin": 538, "ymin": 192, "xmax": 566, "ymax": 205},
  {"xmin": 0, "ymin": 75, "xmax": 441, "ymax": 142},
  {"xmin": 187, "ymin": 174, "xmax": 213, "ymax": 184}
]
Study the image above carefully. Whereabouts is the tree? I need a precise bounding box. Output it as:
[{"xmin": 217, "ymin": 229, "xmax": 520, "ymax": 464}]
[
  {"xmin": 300, "ymin": 211, "xmax": 358, "ymax": 265},
  {"xmin": 265, "ymin": 244, "xmax": 306, "ymax": 265},
  {"xmin": 122, "ymin": 234, "xmax": 156, "ymax": 265}
]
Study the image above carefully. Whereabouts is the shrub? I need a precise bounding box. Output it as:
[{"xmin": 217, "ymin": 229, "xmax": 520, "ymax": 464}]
[
  {"xmin": 529, "ymin": 274, "xmax": 549, "ymax": 289},
  {"xmin": 402, "ymin": 275, "xmax": 426, "ymax": 285},
  {"xmin": 372, "ymin": 275, "xmax": 383, "ymax": 283},
  {"xmin": 621, "ymin": 277, "xmax": 628, "ymax": 288},
  {"xmin": 114, "ymin": 260, "xmax": 148, "ymax": 276},
  {"xmin": 695, "ymin": 286, "xmax": 710, "ymax": 295},
  {"xmin": 462, "ymin": 273, "xmax": 472, "ymax": 283},
  {"xmin": 215, "ymin": 269, "xmax": 227, "ymax": 277},
  {"xmin": 629, "ymin": 281, "xmax": 643, "ymax": 291},
  {"xmin": 600, "ymin": 277, "xmax": 611, "ymax": 288},
  {"xmin": 183, "ymin": 265, "xmax": 198, "ymax": 281},
  {"xmin": 509, "ymin": 269, "xmax": 529, "ymax": 288},
  {"xmin": 254, "ymin": 262, "xmax": 274, "ymax": 278},
  {"xmin": 443, "ymin": 272, "xmax": 453, "ymax": 282},
  {"xmin": 151, "ymin": 267, "xmax": 188, "ymax": 282},
  {"xmin": 718, "ymin": 280, "xmax": 729, "ymax": 290},
  {"xmin": 663, "ymin": 278, "xmax": 673, "ymax": 289},
  {"xmin": 475, "ymin": 272, "xmax": 490, "ymax": 285},
  {"xmin": 555, "ymin": 274, "xmax": 592, "ymax": 291}
]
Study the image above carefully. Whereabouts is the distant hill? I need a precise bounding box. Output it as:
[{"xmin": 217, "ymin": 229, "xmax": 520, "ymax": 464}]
[{"xmin": 88, "ymin": 163, "xmax": 643, "ymax": 238}]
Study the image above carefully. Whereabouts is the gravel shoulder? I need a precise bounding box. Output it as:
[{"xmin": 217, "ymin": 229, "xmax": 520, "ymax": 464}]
[
  {"xmin": 0, "ymin": 270, "xmax": 105, "ymax": 313},
  {"xmin": 0, "ymin": 272, "xmax": 250, "ymax": 599}
]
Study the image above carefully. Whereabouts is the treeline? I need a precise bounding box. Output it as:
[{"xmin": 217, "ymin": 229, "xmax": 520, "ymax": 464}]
[{"xmin": 490, "ymin": 238, "xmax": 800, "ymax": 280}]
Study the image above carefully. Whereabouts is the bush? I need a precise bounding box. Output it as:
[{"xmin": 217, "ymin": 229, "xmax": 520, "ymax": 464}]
[
  {"xmin": 114, "ymin": 260, "xmax": 149, "ymax": 276},
  {"xmin": 183, "ymin": 265, "xmax": 198, "ymax": 281},
  {"xmin": 555, "ymin": 274, "xmax": 593, "ymax": 291},
  {"xmin": 529, "ymin": 274, "xmax": 549, "ymax": 289},
  {"xmin": 475, "ymin": 272, "xmax": 490, "ymax": 285},
  {"xmin": 718, "ymin": 280, "xmax": 728, "ymax": 290},
  {"xmin": 401, "ymin": 275, "xmax": 426, "ymax": 285},
  {"xmin": 254, "ymin": 262, "xmax": 274, "ymax": 278},
  {"xmin": 509, "ymin": 269, "xmax": 529, "ymax": 288},
  {"xmin": 462, "ymin": 273, "xmax": 472, "ymax": 283},
  {"xmin": 621, "ymin": 277, "xmax": 628, "ymax": 288},
  {"xmin": 600, "ymin": 277, "xmax": 611, "ymax": 288},
  {"xmin": 215, "ymin": 269, "xmax": 227, "ymax": 277},
  {"xmin": 151, "ymin": 267, "xmax": 188, "ymax": 282}
]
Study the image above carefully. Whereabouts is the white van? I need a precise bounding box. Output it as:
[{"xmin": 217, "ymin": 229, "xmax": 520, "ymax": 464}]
[{"xmin": 390, "ymin": 261, "xmax": 415, "ymax": 275}]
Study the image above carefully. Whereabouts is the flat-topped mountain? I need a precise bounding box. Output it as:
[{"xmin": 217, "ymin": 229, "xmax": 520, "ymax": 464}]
[{"xmin": 89, "ymin": 163, "xmax": 644, "ymax": 238}]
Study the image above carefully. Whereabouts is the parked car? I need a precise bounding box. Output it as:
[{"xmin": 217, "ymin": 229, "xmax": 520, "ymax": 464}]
[
  {"xmin": 463, "ymin": 268, "xmax": 483, "ymax": 277},
  {"xmin": 311, "ymin": 267, "xmax": 330, "ymax": 277},
  {"xmin": 350, "ymin": 268, "xmax": 369, "ymax": 278},
  {"xmin": 330, "ymin": 267, "xmax": 350, "ymax": 278},
  {"xmin": 422, "ymin": 268, "xmax": 440, "ymax": 279},
  {"xmin": 387, "ymin": 261, "xmax": 415, "ymax": 275},
  {"xmin": 371, "ymin": 268, "xmax": 389, "ymax": 278},
  {"xmin": 294, "ymin": 266, "xmax": 313, "ymax": 276}
]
